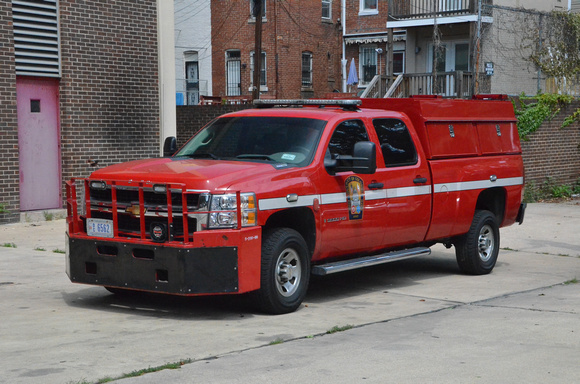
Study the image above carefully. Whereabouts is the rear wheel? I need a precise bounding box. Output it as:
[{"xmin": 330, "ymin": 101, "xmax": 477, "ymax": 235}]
[
  {"xmin": 455, "ymin": 210, "xmax": 500, "ymax": 275},
  {"xmin": 255, "ymin": 228, "xmax": 310, "ymax": 314}
]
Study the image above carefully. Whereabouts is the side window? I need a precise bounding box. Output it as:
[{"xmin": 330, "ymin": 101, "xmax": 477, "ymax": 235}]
[
  {"xmin": 373, "ymin": 119, "xmax": 417, "ymax": 167},
  {"xmin": 328, "ymin": 120, "xmax": 369, "ymax": 157}
]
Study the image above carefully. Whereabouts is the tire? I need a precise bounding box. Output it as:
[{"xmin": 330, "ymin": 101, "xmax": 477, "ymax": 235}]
[
  {"xmin": 455, "ymin": 210, "xmax": 500, "ymax": 275},
  {"xmin": 255, "ymin": 228, "xmax": 310, "ymax": 314}
]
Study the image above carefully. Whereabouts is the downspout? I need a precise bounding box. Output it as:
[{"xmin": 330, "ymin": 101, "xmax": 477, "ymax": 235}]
[
  {"xmin": 341, "ymin": 0, "xmax": 347, "ymax": 92},
  {"xmin": 157, "ymin": 0, "xmax": 176, "ymax": 154}
]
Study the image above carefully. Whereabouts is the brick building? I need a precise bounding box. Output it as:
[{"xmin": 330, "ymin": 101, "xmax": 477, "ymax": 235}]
[
  {"xmin": 343, "ymin": 0, "xmax": 392, "ymax": 93},
  {"xmin": 0, "ymin": 1, "xmax": 174, "ymax": 224},
  {"xmin": 210, "ymin": 0, "xmax": 343, "ymax": 99}
]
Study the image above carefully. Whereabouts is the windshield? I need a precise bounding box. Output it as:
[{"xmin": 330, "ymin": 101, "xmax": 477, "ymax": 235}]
[{"xmin": 176, "ymin": 116, "xmax": 326, "ymax": 167}]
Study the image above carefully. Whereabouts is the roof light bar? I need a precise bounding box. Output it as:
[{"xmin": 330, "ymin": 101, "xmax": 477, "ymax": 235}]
[{"xmin": 253, "ymin": 99, "xmax": 361, "ymax": 110}]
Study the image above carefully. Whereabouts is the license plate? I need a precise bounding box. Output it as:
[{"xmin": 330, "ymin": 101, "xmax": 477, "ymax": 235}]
[{"xmin": 86, "ymin": 218, "xmax": 114, "ymax": 238}]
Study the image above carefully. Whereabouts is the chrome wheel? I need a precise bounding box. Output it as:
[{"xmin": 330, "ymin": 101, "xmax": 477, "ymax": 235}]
[
  {"xmin": 455, "ymin": 210, "xmax": 500, "ymax": 275},
  {"xmin": 478, "ymin": 224, "xmax": 495, "ymax": 262},
  {"xmin": 256, "ymin": 228, "xmax": 310, "ymax": 314},
  {"xmin": 275, "ymin": 248, "xmax": 302, "ymax": 297}
]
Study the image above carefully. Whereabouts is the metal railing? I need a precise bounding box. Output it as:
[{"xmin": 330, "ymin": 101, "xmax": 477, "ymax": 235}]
[{"xmin": 389, "ymin": 0, "xmax": 492, "ymax": 20}]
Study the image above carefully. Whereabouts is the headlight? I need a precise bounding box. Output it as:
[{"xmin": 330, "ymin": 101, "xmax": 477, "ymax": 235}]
[
  {"xmin": 211, "ymin": 194, "xmax": 237, "ymax": 210},
  {"xmin": 208, "ymin": 192, "xmax": 257, "ymax": 229}
]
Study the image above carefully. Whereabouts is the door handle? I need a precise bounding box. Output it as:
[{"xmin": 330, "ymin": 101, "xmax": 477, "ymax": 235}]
[
  {"xmin": 413, "ymin": 177, "xmax": 428, "ymax": 184},
  {"xmin": 368, "ymin": 182, "xmax": 384, "ymax": 190}
]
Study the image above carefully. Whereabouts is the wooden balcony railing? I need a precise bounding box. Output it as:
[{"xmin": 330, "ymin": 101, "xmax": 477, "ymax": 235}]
[
  {"xmin": 389, "ymin": 0, "xmax": 492, "ymax": 20},
  {"xmin": 362, "ymin": 71, "xmax": 490, "ymax": 98}
]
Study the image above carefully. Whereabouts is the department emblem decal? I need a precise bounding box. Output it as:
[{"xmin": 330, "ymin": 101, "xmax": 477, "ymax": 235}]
[{"xmin": 345, "ymin": 176, "xmax": 364, "ymax": 220}]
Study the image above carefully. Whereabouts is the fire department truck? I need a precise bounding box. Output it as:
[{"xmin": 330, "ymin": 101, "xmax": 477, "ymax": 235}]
[{"xmin": 66, "ymin": 96, "xmax": 526, "ymax": 314}]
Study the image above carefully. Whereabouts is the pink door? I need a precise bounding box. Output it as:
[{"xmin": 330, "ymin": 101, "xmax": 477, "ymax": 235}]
[{"xmin": 17, "ymin": 78, "xmax": 61, "ymax": 211}]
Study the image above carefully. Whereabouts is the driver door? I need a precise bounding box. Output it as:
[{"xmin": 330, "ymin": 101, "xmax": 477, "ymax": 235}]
[{"xmin": 316, "ymin": 119, "xmax": 387, "ymax": 260}]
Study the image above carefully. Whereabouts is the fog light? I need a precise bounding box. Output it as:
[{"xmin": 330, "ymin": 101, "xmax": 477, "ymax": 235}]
[
  {"xmin": 89, "ymin": 180, "xmax": 107, "ymax": 190},
  {"xmin": 152, "ymin": 184, "xmax": 167, "ymax": 194},
  {"xmin": 150, "ymin": 222, "xmax": 168, "ymax": 243}
]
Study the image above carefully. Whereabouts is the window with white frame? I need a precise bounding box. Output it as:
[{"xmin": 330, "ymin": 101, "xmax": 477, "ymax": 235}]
[
  {"xmin": 302, "ymin": 52, "xmax": 313, "ymax": 88},
  {"xmin": 250, "ymin": 51, "xmax": 267, "ymax": 89},
  {"xmin": 360, "ymin": 45, "xmax": 377, "ymax": 85},
  {"xmin": 250, "ymin": 0, "xmax": 267, "ymax": 19},
  {"xmin": 322, "ymin": 0, "xmax": 332, "ymax": 19},
  {"xmin": 393, "ymin": 51, "xmax": 405, "ymax": 74},
  {"xmin": 360, "ymin": 0, "xmax": 378, "ymax": 14}
]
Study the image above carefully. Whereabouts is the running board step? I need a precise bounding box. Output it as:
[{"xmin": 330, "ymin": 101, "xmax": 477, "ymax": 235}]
[{"xmin": 311, "ymin": 247, "xmax": 431, "ymax": 276}]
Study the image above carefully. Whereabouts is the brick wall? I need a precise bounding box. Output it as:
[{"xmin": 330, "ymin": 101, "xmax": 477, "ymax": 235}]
[
  {"xmin": 520, "ymin": 101, "xmax": 580, "ymax": 187},
  {"xmin": 211, "ymin": 0, "xmax": 342, "ymax": 99},
  {"xmin": 59, "ymin": 0, "xmax": 160, "ymax": 187},
  {"xmin": 344, "ymin": 0, "xmax": 388, "ymax": 34},
  {"xmin": 0, "ymin": 4, "xmax": 19, "ymax": 224},
  {"xmin": 176, "ymin": 105, "xmax": 253, "ymax": 147}
]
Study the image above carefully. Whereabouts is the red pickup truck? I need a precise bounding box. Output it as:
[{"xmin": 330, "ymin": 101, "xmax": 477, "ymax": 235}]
[{"xmin": 66, "ymin": 96, "xmax": 526, "ymax": 314}]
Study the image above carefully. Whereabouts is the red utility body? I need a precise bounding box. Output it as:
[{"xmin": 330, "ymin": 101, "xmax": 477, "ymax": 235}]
[{"xmin": 66, "ymin": 96, "xmax": 525, "ymax": 314}]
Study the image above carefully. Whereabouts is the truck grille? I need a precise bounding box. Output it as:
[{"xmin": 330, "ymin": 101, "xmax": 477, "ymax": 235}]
[
  {"xmin": 89, "ymin": 188, "xmax": 200, "ymax": 209},
  {"xmin": 89, "ymin": 186, "xmax": 204, "ymax": 241}
]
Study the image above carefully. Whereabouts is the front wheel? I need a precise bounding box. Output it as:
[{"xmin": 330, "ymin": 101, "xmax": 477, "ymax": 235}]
[
  {"xmin": 455, "ymin": 210, "xmax": 500, "ymax": 275},
  {"xmin": 255, "ymin": 228, "xmax": 310, "ymax": 314}
]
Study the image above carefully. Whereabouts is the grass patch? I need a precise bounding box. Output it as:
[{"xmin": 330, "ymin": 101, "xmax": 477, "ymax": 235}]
[
  {"xmin": 43, "ymin": 211, "xmax": 54, "ymax": 221},
  {"xmin": 34, "ymin": 247, "xmax": 46, "ymax": 251},
  {"xmin": 269, "ymin": 338, "xmax": 284, "ymax": 345},
  {"xmin": 68, "ymin": 359, "xmax": 193, "ymax": 384},
  {"xmin": 524, "ymin": 177, "xmax": 580, "ymax": 203},
  {"xmin": 53, "ymin": 249, "xmax": 66, "ymax": 254},
  {"xmin": 326, "ymin": 324, "xmax": 354, "ymax": 334},
  {"xmin": 564, "ymin": 278, "xmax": 578, "ymax": 285},
  {"xmin": 2, "ymin": 243, "xmax": 17, "ymax": 248}
]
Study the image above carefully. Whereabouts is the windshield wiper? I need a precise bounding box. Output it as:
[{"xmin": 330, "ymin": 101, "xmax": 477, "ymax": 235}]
[
  {"xmin": 186, "ymin": 152, "xmax": 219, "ymax": 160},
  {"xmin": 236, "ymin": 154, "xmax": 276, "ymax": 161}
]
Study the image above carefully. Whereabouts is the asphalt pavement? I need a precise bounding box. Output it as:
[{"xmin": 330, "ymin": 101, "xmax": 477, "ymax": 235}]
[{"xmin": 0, "ymin": 202, "xmax": 579, "ymax": 384}]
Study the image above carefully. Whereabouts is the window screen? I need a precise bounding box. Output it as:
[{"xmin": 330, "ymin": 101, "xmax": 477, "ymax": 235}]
[{"xmin": 373, "ymin": 119, "xmax": 417, "ymax": 167}]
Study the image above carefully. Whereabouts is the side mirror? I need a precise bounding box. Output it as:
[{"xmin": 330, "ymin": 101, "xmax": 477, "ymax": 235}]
[
  {"xmin": 163, "ymin": 136, "xmax": 177, "ymax": 157},
  {"xmin": 353, "ymin": 141, "xmax": 376, "ymax": 174},
  {"xmin": 324, "ymin": 141, "xmax": 377, "ymax": 175}
]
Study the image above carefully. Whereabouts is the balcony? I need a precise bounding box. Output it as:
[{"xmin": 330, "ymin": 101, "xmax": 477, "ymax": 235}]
[
  {"xmin": 387, "ymin": 0, "xmax": 492, "ymax": 27},
  {"xmin": 389, "ymin": 0, "xmax": 492, "ymax": 19}
]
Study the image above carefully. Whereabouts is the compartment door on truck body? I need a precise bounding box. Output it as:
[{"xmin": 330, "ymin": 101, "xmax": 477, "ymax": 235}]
[
  {"xmin": 316, "ymin": 119, "xmax": 387, "ymax": 259},
  {"xmin": 370, "ymin": 117, "xmax": 432, "ymax": 247}
]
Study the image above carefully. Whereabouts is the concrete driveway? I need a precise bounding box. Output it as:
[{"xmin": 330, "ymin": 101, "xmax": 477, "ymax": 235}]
[{"xmin": 0, "ymin": 202, "xmax": 578, "ymax": 384}]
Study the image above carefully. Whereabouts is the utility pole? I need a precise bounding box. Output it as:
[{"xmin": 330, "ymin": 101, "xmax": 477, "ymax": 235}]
[
  {"xmin": 252, "ymin": 0, "xmax": 263, "ymax": 100},
  {"xmin": 474, "ymin": 0, "xmax": 482, "ymax": 95},
  {"xmin": 537, "ymin": 14, "xmax": 543, "ymax": 93},
  {"xmin": 432, "ymin": 0, "xmax": 439, "ymax": 94}
]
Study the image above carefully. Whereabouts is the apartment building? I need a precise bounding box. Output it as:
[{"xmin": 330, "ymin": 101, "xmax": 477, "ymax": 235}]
[{"xmin": 210, "ymin": 0, "xmax": 343, "ymax": 99}]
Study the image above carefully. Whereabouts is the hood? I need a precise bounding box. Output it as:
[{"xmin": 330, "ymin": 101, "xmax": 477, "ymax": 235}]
[{"xmin": 90, "ymin": 157, "xmax": 285, "ymax": 192}]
